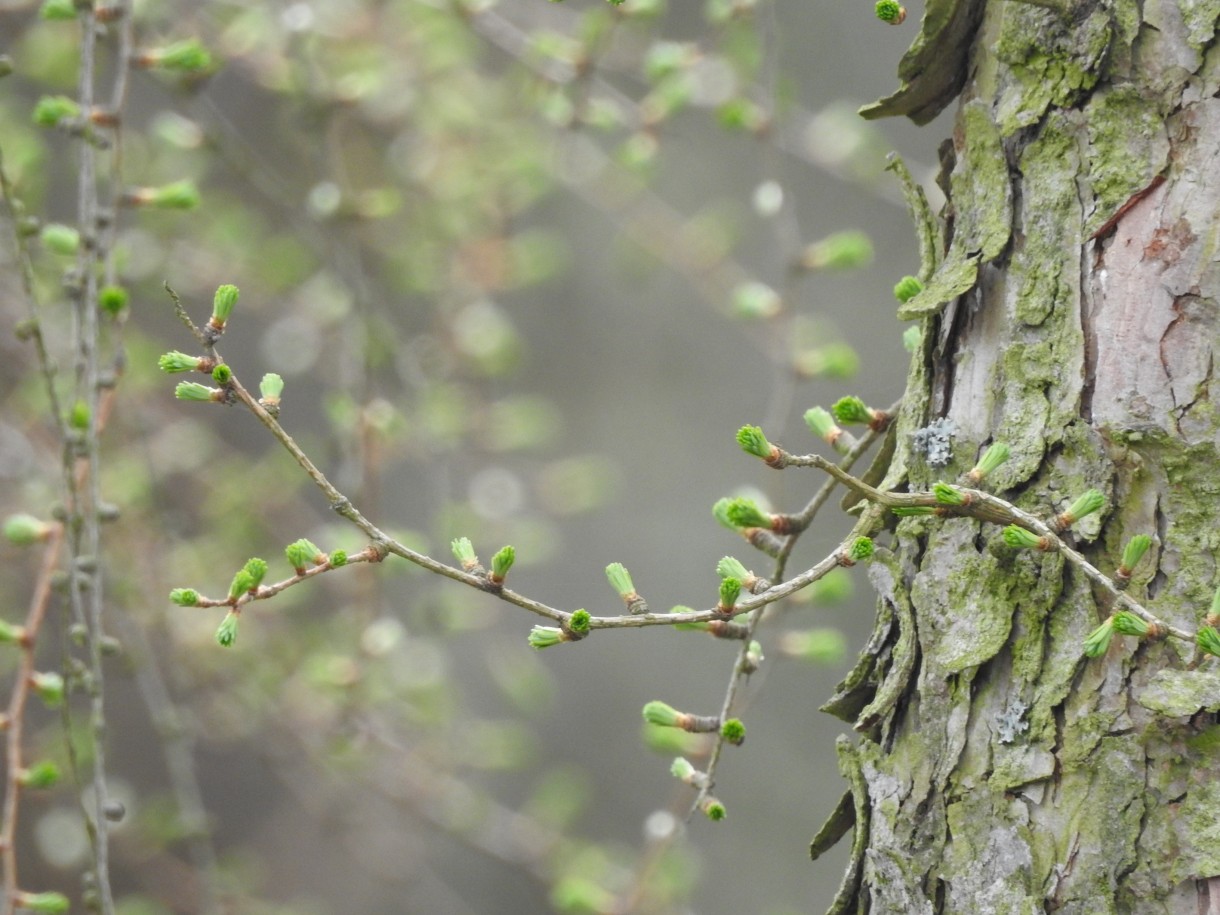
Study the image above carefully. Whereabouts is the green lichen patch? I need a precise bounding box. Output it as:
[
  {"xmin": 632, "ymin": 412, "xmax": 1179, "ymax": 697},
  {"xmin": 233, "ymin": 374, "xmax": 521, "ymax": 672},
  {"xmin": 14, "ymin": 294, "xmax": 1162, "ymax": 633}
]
[
  {"xmin": 911, "ymin": 521, "xmax": 1017, "ymax": 673},
  {"xmin": 1011, "ymin": 118, "xmax": 1082, "ymax": 328},
  {"xmin": 994, "ymin": 6, "xmax": 1113, "ymax": 136},
  {"xmin": 1083, "ymin": 87, "xmax": 1169, "ymax": 237},
  {"xmin": 1137, "ymin": 668, "xmax": 1220, "ymax": 717},
  {"xmin": 1177, "ymin": 0, "xmax": 1220, "ymax": 53},
  {"xmin": 1169, "ymin": 777, "xmax": 1220, "ymax": 883},
  {"xmin": 1048, "ymin": 737, "xmax": 1143, "ymax": 907}
]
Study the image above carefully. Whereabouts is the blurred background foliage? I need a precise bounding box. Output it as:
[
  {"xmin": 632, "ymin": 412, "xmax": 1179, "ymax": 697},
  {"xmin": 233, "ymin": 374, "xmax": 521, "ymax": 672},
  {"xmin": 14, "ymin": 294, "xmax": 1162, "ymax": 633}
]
[{"xmin": 0, "ymin": 0, "xmax": 945, "ymax": 912}]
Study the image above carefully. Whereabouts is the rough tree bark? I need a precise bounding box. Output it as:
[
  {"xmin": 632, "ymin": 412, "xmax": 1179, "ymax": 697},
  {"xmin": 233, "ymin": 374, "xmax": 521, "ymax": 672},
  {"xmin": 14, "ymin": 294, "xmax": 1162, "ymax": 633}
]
[{"xmin": 815, "ymin": 0, "xmax": 1220, "ymax": 912}]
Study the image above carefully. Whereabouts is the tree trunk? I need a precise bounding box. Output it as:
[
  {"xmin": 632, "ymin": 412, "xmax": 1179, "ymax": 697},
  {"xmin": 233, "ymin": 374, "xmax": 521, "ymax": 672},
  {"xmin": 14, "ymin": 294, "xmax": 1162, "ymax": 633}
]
[{"xmin": 822, "ymin": 0, "xmax": 1220, "ymax": 911}]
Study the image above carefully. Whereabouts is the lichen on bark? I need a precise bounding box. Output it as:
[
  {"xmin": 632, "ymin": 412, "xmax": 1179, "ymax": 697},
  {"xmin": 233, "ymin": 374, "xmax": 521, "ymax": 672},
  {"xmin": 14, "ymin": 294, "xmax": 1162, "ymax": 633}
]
[{"xmin": 819, "ymin": 0, "xmax": 1220, "ymax": 911}]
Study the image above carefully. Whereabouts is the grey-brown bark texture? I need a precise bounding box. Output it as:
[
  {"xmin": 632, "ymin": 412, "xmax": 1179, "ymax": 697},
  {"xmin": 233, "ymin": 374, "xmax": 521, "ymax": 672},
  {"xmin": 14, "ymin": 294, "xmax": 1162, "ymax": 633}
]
[{"xmin": 818, "ymin": 0, "xmax": 1220, "ymax": 912}]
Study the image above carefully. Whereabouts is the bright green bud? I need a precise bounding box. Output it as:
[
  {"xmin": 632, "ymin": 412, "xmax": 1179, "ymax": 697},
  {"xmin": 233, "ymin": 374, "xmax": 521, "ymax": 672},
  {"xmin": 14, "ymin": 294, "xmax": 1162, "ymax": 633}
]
[
  {"xmin": 717, "ymin": 556, "xmax": 749, "ymax": 581},
  {"xmin": 4, "ymin": 513, "xmax": 51, "ymax": 545},
  {"xmin": 1196, "ymin": 626, "xmax": 1220, "ymax": 658},
  {"xmin": 0, "ymin": 621, "xmax": 26, "ymax": 644},
  {"xmin": 804, "ymin": 406, "xmax": 841, "ymax": 441},
  {"xmin": 98, "ymin": 285, "xmax": 129, "ymax": 316},
  {"xmin": 933, "ymin": 483, "xmax": 967, "ymax": 505},
  {"xmin": 735, "ymin": 425, "xmax": 773, "ymax": 460},
  {"xmin": 39, "ymin": 0, "xmax": 77, "ymax": 20},
  {"xmin": 642, "ymin": 700, "xmax": 681, "ymax": 727},
  {"xmin": 568, "ymin": 609, "xmax": 591, "ymax": 634},
  {"xmin": 712, "ymin": 497, "xmax": 736, "ymax": 529},
  {"xmin": 30, "ymin": 671, "xmax": 65, "ymax": 707},
  {"xmin": 211, "ymin": 363, "xmax": 232, "ymax": 384},
  {"xmin": 158, "ymin": 351, "xmax": 202, "ymax": 373},
  {"xmin": 832, "ymin": 396, "xmax": 873, "ymax": 426},
  {"xmin": 18, "ymin": 760, "xmax": 60, "ymax": 789},
  {"xmin": 902, "ymin": 326, "xmax": 922, "ymax": 354},
  {"xmin": 1111, "ymin": 611, "xmax": 1151, "ymax": 637},
  {"xmin": 32, "ymin": 95, "xmax": 79, "ymax": 127},
  {"xmin": 700, "ymin": 797, "xmax": 727, "ymax": 821},
  {"xmin": 800, "ymin": 231, "xmax": 873, "ymax": 270},
  {"xmin": 17, "ymin": 892, "xmax": 70, "ymax": 914},
  {"xmin": 69, "ymin": 399, "xmax": 89, "ymax": 430},
  {"xmin": 259, "ymin": 373, "xmax": 284, "ymax": 402},
  {"xmin": 285, "ymin": 539, "xmax": 323, "ymax": 572},
  {"xmin": 146, "ymin": 39, "xmax": 214, "ymax": 72},
  {"xmin": 39, "ymin": 223, "xmax": 79, "ymax": 254},
  {"xmin": 169, "ymin": 588, "xmax": 199, "ymax": 607},
  {"xmin": 174, "ymin": 381, "xmax": 220, "ymax": 402},
  {"xmin": 971, "ymin": 442, "xmax": 1010, "ymax": 480},
  {"xmin": 242, "ymin": 557, "xmax": 267, "ymax": 589},
  {"xmin": 1119, "ymin": 535, "xmax": 1152, "ymax": 572},
  {"xmin": 605, "ymin": 562, "xmax": 636, "ymax": 598},
  {"xmin": 875, "ymin": 0, "xmax": 905, "ymax": 23},
  {"xmin": 718, "ymin": 577, "xmax": 741, "ymax": 610},
  {"xmin": 215, "ymin": 612, "xmax": 238, "ymax": 648},
  {"xmin": 451, "ymin": 537, "xmax": 480, "ymax": 570},
  {"xmin": 731, "ymin": 281, "xmax": 781, "ymax": 318},
  {"xmin": 211, "ymin": 284, "xmax": 239, "ymax": 323},
  {"xmin": 227, "ymin": 569, "xmax": 254, "ymax": 600},
  {"xmin": 1064, "ymin": 490, "xmax": 1105, "ymax": 525},
  {"xmin": 893, "ymin": 275, "xmax": 923, "ymax": 303},
  {"xmin": 892, "ymin": 505, "xmax": 937, "ymax": 517},
  {"xmin": 1003, "ymin": 525, "xmax": 1044, "ymax": 549},
  {"xmin": 329, "ymin": 550, "xmax": 347, "ymax": 567},
  {"xmin": 1083, "ymin": 617, "xmax": 1114, "ymax": 658},
  {"xmin": 528, "ymin": 626, "xmax": 566, "ymax": 649},
  {"xmin": 724, "ymin": 498, "xmax": 770, "ymax": 530},
  {"xmin": 147, "ymin": 179, "xmax": 201, "ymax": 209},
  {"xmin": 720, "ymin": 718, "xmax": 745, "ymax": 745},
  {"xmin": 490, "ymin": 545, "xmax": 515, "ymax": 581},
  {"xmin": 779, "ymin": 628, "xmax": 847, "ymax": 664},
  {"xmin": 848, "ymin": 537, "xmax": 874, "ymax": 562}
]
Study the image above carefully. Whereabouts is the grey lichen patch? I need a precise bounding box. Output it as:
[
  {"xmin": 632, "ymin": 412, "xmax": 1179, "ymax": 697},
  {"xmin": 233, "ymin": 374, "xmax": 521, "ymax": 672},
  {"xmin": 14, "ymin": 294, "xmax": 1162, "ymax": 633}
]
[
  {"xmin": 911, "ymin": 417, "xmax": 957, "ymax": 468},
  {"xmin": 1083, "ymin": 86, "xmax": 1169, "ymax": 237},
  {"xmin": 1137, "ymin": 668, "xmax": 1220, "ymax": 716},
  {"xmin": 1010, "ymin": 117, "xmax": 1083, "ymax": 328},
  {"xmin": 996, "ymin": 698, "xmax": 1029, "ymax": 744}
]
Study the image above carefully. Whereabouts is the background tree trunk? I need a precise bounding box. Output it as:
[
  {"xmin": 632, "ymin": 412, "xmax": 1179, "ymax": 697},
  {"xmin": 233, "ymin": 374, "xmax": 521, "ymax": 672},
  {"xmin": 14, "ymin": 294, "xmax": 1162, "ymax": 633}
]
[{"xmin": 831, "ymin": 0, "xmax": 1220, "ymax": 911}]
